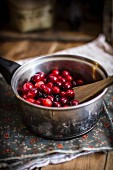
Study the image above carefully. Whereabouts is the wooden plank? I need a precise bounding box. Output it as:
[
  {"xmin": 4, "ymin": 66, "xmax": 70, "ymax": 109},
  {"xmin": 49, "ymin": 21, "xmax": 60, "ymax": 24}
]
[
  {"xmin": 0, "ymin": 30, "xmax": 95, "ymax": 42},
  {"xmin": 0, "ymin": 41, "xmax": 85, "ymax": 61},
  {"xmin": 0, "ymin": 41, "xmax": 53, "ymax": 60},
  {"xmin": 105, "ymin": 151, "xmax": 113, "ymax": 170},
  {"xmin": 42, "ymin": 152, "xmax": 107, "ymax": 170}
]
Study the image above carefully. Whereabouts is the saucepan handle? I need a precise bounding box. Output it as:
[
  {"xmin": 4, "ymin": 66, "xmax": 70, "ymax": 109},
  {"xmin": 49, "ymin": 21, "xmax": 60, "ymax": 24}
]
[{"xmin": 0, "ymin": 57, "xmax": 21, "ymax": 85}]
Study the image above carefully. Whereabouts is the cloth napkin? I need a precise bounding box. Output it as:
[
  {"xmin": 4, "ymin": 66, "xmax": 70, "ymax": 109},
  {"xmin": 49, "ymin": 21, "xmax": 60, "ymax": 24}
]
[{"xmin": 0, "ymin": 34, "xmax": 113, "ymax": 170}]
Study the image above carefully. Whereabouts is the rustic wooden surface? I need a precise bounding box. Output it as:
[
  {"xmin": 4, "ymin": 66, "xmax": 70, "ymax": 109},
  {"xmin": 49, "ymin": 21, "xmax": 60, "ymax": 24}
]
[
  {"xmin": 0, "ymin": 39, "xmax": 113, "ymax": 170},
  {"xmin": 0, "ymin": 30, "xmax": 95, "ymax": 42}
]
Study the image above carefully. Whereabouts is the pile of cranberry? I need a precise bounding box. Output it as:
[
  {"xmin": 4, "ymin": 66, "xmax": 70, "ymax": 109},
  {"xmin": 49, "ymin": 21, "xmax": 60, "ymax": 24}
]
[{"xmin": 19, "ymin": 69, "xmax": 84, "ymax": 107}]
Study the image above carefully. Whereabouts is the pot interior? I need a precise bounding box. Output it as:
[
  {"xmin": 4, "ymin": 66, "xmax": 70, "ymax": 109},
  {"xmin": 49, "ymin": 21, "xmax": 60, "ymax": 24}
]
[{"xmin": 12, "ymin": 55, "xmax": 108, "ymax": 100}]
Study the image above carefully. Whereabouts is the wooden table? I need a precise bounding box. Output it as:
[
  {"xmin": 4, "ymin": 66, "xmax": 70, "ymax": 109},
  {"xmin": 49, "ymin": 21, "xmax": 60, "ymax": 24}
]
[{"xmin": 0, "ymin": 36, "xmax": 113, "ymax": 170}]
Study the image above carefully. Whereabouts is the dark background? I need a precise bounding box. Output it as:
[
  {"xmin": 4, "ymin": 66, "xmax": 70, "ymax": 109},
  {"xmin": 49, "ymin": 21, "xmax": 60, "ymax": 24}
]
[{"xmin": 0, "ymin": 0, "xmax": 104, "ymax": 32}]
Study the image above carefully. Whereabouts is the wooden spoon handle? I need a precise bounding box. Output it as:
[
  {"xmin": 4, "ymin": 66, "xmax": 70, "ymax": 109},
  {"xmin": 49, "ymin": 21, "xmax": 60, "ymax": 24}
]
[{"xmin": 73, "ymin": 75, "xmax": 113, "ymax": 103}]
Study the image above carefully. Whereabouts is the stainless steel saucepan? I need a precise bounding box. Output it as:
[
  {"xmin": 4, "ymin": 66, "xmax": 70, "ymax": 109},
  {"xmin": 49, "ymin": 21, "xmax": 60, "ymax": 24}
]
[{"xmin": 0, "ymin": 55, "xmax": 108, "ymax": 140}]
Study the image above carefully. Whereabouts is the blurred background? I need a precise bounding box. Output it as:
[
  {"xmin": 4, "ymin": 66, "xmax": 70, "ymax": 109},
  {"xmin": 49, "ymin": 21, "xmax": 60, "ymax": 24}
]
[
  {"xmin": 0, "ymin": 0, "xmax": 112, "ymax": 60},
  {"xmin": 0, "ymin": 0, "xmax": 106, "ymax": 37}
]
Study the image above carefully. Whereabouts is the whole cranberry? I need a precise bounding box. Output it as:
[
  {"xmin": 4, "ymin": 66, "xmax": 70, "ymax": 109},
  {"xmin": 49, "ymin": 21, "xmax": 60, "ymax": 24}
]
[
  {"xmin": 46, "ymin": 82, "xmax": 53, "ymax": 88},
  {"xmin": 60, "ymin": 97, "xmax": 68, "ymax": 106},
  {"xmin": 47, "ymin": 95, "xmax": 54, "ymax": 102},
  {"xmin": 22, "ymin": 82, "xmax": 34, "ymax": 93},
  {"xmin": 21, "ymin": 94, "xmax": 27, "ymax": 99},
  {"xmin": 66, "ymin": 89, "xmax": 75, "ymax": 99},
  {"xmin": 34, "ymin": 100, "xmax": 41, "ymax": 105},
  {"xmin": 43, "ymin": 78, "xmax": 47, "ymax": 83},
  {"xmin": 61, "ymin": 70, "xmax": 70, "ymax": 77},
  {"xmin": 39, "ymin": 84, "xmax": 46, "ymax": 92},
  {"xmin": 35, "ymin": 81, "xmax": 44, "ymax": 88},
  {"xmin": 53, "ymin": 101, "xmax": 61, "ymax": 107},
  {"xmin": 60, "ymin": 91, "xmax": 66, "ymax": 97},
  {"xmin": 26, "ymin": 98, "xmax": 35, "ymax": 103},
  {"xmin": 61, "ymin": 77, "xmax": 66, "ymax": 83},
  {"xmin": 27, "ymin": 88, "xmax": 38, "ymax": 98},
  {"xmin": 31, "ymin": 74, "xmax": 41, "ymax": 83},
  {"xmin": 76, "ymin": 79, "xmax": 84, "ymax": 86},
  {"xmin": 51, "ymin": 69, "xmax": 60, "ymax": 76},
  {"xmin": 48, "ymin": 75, "xmax": 58, "ymax": 83},
  {"xmin": 58, "ymin": 76, "xmax": 66, "ymax": 84},
  {"xmin": 63, "ymin": 82, "xmax": 72, "ymax": 90},
  {"xmin": 42, "ymin": 98, "xmax": 52, "ymax": 107},
  {"xmin": 66, "ymin": 75, "xmax": 73, "ymax": 82},
  {"xmin": 52, "ymin": 86, "xmax": 60, "ymax": 94},
  {"xmin": 37, "ymin": 97, "xmax": 43, "ymax": 102},
  {"xmin": 55, "ymin": 81, "xmax": 63, "ymax": 87},
  {"xmin": 70, "ymin": 99, "xmax": 79, "ymax": 106},
  {"xmin": 44, "ymin": 86, "xmax": 52, "ymax": 95},
  {"xmin": 58, "ymin": 75, "xmax": 63, "ymax": 81},
  {"xmin": 37, "ymin": 71, "xmax": 45, "ymax": 80}
]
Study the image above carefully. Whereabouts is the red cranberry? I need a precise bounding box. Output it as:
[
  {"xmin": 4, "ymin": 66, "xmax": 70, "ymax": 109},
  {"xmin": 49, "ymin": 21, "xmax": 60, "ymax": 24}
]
[
  {"xmin": 37, "ymin": 97, "xmax": 43, "ymax": 102},
  {"xmin": 51, "ymin": 69, "xmax": 60, "ymax": 76},
  {"xmin": 21, "ymin": 94, "xmax": 27, "ymax": 99},
  {"xmin": 63, "ymin": 82, "xmax": 72, "ymax": 90},
  {"xmin": 22, "ymin": 82, "xmax": 34, "ymax": 93},
  {"xmin": 44, "ymin": 86, "xmax": 52, "ymax": 95},
  {"xmin": 48, "ymin": 75, "xmax": 58, "ymax": 83},
  {"xmin": 55, "ymin": 81, "xmax": 63, "ymax": 87},
  {"xmin": 42, "ymin": 98, "xmax": 52, "ymax": 107},
  {"xmin": 35, "ymin": 81, "xmax": 44, "ymax": 88},
  {"xmin": 47, "ymin": 95, "xmax": 54, "ymax": 102},
  {"xmin": 58, "ymin": 76, "xmax": 66, "ymax": 83},
  {"xmin": 26, "ymin": 98, "xmax": 35, "ymax": 103},
  {"xmin": 37, "ymin": 71, "xmax": 45, "ymax": 80},
  {"xmin": 53, "ymin": 101, "xmax": 61, "ymax": 107},
  {"xmin": 39, "ymin": 84, "xmax": 46, "ymax": 92},
  {"xmin": 58, "ymin": 75, "xmax": 63, "ymax": 81},
  {"xmin": 61, "ymin": 70, "xmax": 70, "ymax": 77},
  {"xmin": 61, "ymin": 77, "xmax": 66, "ymax": 83},
  {"xmin": 60, "ymin": 91, "xmax": 66, "ymax": 97},
  {"xmin": 27, "ymin": 88, "xmax": 37, "ymax": 98},
  {"xmin": 70, "ymin": 99, "xmax": 79, "ymax": 106},
  {"xmin": 66, "ymin": 89, "xmax": 75, "ymax": 99},
  {"xmin": 66, "ymin": 75, "xmax": 73, "ymax": 82},
  {"xmin": 76, "ymin": 79, "xmax": 84, "ymax": 86},
  {"xmin": 63, "ymin": 105, "xmax": 70, "ymax": 107},
  {"xmin": 43, "ymin": 78, "xmax": 47, "ymax": 83},
  {"xmin": 46, "ymin": 82, "xmax": 53, "ymax": 88},
  {"xmin": 34, "ymin": 100, "xmax": 41, "ymax": 105},
  {"xmin": 31, "ymin": 74, "xmax": 41, "ymax": 83},
  {"xmin": 52, "ymin": 86, "xmax": 60, "ymax": 94},
  {"xmin": 60, "ymin": 97, "xmax": 68, "ymax": 105}
]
